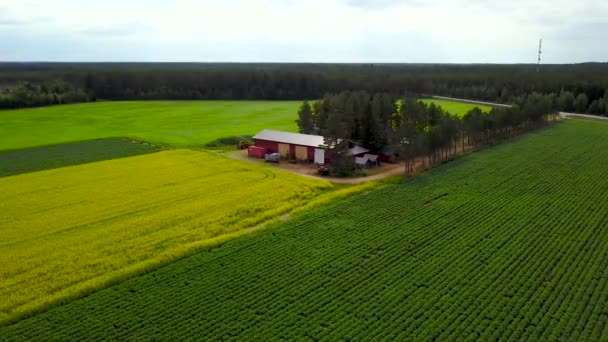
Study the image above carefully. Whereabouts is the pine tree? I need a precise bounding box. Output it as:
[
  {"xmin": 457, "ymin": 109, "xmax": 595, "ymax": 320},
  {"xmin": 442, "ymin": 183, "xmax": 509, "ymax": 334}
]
[
  {"xmin": 296, "ymin": 101, "xmax": 314, "ymax": 134},
  {"xmin": 575, "ymin": 93, "xmax": 589, "ymax": 113},
  {"xmin": 599, "ymin": 98, "xmax": 607, "ymax": 116},
  {"xmin": 557, "ymin": 90, "xmax": 575, "ymax": 112},
  {"xmin": 587, "ymin": 100, "xmax": 600, "ymax": 115}
]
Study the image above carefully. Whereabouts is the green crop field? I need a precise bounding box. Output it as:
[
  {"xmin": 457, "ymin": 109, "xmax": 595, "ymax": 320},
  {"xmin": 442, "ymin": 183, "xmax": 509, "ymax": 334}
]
[
  {"xmin": 0, "ymin": 139, "xmax": 162, "ymax": 177},
  {"xmin": 421, "ymin": 98, "xmax": 492, "ymax": 116},
  {"xmin": 2, "ymin": 119, "xmax": 607, "ymax": 340},
  {"xmin": 0, "ymin": 101, "xmax": 300, "ymax": 151},
  {"xmin": 0, "ymin": 149, "xmax": 372, "ymax": 326}
]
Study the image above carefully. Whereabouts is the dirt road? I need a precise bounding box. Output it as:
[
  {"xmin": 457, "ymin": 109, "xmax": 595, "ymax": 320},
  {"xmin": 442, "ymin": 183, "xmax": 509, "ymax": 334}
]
[
  {"xmin": 559, "ymin": 112, "xmax": 608, "ymax": 121},
  {"xmin": 224, "ymin": 149, "xmax": 405, "ymax": 184}
]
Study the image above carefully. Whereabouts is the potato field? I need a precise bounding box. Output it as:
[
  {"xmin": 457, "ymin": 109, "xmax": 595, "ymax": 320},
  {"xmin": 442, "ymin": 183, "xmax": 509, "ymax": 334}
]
[{"xmin": 2, "ymin": 119, "xmax": 607, "ymax": 340}]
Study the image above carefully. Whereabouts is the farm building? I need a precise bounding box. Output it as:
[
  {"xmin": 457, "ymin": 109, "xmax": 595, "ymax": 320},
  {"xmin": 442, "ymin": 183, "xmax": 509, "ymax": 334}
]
[
  {"xmin": 379, "ymin": 146, "xmax": 397, "ymax": 163},
  {"xmin": 250, "ymin": 130, "xmax": 329, "ymax": 164},
  {"xmin": 249, "ymin": 129, "xmax": 395, "ymax": 166},
  {"xmin": 355, "ymin": 154, "xmax": 380, "ymax": 168},
  {"xmin": 349, "ymin": 145, "xmax": 369, "ymax": 157}
]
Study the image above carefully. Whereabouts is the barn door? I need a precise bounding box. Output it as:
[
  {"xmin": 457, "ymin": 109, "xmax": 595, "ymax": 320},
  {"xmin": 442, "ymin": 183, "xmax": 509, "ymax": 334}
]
[
  {"xmin": 314, "ymin": 148, "xmax": 325, "ymax": 165},
  {"xmin": 278, "ymin": 143, "xmax": 290, "ymax": 158},
  {"xmin": 295, "ymin": 146, "xmax": 308, "ymax": 161}
]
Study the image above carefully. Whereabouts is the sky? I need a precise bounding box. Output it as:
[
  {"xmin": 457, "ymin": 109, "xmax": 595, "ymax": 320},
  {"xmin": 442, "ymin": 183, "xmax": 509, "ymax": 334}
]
[{"xmin": 0, "ymin": 0, "xmax": 606, "ymax": 63}]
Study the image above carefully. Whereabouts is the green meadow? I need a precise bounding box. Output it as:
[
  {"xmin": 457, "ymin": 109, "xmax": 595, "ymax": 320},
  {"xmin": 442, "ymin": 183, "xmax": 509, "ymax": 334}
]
[
  {"xmin": 0, "ymin": 99, "xmax": 490, "ymax": 152},
  {"xmin": 0, "ymin": 101, "xmax": 300, "ymax": 151},
  {"xmin": 421, "ymin": 98, "xmax": 492, "ymax": 117}
]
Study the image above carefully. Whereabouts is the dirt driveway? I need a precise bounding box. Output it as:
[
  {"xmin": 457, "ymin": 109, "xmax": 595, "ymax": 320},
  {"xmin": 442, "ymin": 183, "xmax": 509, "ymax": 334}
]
[{"xmin": 224, "ymin": 150, "xmax": 405, "ymax": 184}]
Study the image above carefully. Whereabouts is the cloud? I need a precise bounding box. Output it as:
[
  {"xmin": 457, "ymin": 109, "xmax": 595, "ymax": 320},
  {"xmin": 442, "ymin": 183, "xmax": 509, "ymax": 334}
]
[
  {"xmin": 553, "ymin": 21, "xmax": 608, "ymax": 40},
  {"xmin": 345, "ymin": 0, "xmax": 409, "ymax": 9},
  {"xmin": 0, "ymin": 18, "xmax": 24, "ymax": 25},
  {"xmin": 0, "ymin": 10, "xmax": 26, "ymax": 25},
  {"xmin": 0, "ymin": 0, "xmax": 606, "ymax": 62},
  {"xmin": 77, "ymin": 22, "xmax": 149, "ymax": 37}
]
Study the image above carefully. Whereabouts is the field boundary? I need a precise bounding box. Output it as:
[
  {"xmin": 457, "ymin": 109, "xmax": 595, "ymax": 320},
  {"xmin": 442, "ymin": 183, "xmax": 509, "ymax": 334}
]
[
  {"xmin": 431, "ymin": 95, "xmax": 513, "ymax": 108},
  {"xmin": 559, "ymin": 112, "xmax": 608, "ymax": 121},
  {"xmin": 0, "ymin": 137, "xmax": 166, "ymax": 153},
  {"xmin": 0, "ymin": 138, "xmax": 166, "ymax": 178}
]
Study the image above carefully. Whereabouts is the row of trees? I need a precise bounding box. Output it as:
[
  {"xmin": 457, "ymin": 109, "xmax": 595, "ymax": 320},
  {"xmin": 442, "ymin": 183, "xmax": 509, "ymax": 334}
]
[
  {"xmin": 0, "ymin": 81, "xmax": 89, "ymax": 109},
  {"xmin": 297, "ymin": 92, "xmax": 554, "ymax": 176},
  {"xmin": 1, "ymin": 62, "xmax": 607, "ymax": 114},
  {"xmin": 554, "ymin": 89, "xmax": 608, "ymax": 115}
]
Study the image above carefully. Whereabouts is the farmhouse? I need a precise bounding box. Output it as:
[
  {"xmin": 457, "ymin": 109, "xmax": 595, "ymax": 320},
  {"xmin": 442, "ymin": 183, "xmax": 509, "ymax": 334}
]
[{"xmin": 250, "ymin": 130, "xmax": 329, "ymax": 164}]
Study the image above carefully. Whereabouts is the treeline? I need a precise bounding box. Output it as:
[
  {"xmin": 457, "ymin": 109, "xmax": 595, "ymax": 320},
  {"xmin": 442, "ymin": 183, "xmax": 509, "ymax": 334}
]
[
  {"xmin": 0, "ymin": 81, "xmax": 89, "ymax": 109},
  {"xmin": 553, "ymin": 89, "xmax": 608, "ymax": 115},
  {"xmin": 297, "ymin": 91, "xmax": 554, "ymax": 175},
  {"xmin": 0, "ymin": 62, "xmax": 607, "ymax": 114}
]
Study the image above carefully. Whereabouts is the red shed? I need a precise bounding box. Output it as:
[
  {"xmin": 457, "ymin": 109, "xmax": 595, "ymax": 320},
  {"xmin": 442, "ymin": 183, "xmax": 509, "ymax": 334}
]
[
  {"xmin": 252, "ymin": 130, "xmax": 329, "ymax": 164},
  {"xmin": 247, "ymin": 146, "xmax": 266, "ymax": 158}
]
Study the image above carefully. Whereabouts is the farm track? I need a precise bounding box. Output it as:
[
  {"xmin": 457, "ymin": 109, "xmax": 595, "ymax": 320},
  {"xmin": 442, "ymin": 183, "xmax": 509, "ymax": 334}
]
[{"xmin": 1, "ymin": 119, "xmax": 608, "ymax": 340}]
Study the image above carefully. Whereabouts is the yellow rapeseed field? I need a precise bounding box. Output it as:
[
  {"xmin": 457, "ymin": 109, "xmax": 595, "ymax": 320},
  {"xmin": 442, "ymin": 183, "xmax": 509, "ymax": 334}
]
[{"xmin": 0, "ymin": 149, "xmax": 369, "ymax": 325}]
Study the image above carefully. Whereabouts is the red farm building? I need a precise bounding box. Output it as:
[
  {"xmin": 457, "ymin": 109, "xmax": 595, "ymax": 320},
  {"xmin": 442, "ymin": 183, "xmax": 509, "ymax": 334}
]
[{"xmin": 249, "ymin": 130, "xmax": 329, "ymax": 164}]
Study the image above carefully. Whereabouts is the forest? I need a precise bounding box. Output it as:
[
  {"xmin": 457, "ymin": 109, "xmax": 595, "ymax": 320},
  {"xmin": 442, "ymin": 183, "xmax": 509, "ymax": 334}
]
[{"xmin": 1, "ymin": 62, "xmax": 607, "ymax": 116}]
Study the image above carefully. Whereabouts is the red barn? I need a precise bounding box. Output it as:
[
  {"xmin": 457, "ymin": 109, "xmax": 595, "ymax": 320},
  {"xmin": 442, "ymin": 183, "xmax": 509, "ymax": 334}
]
[{"xmin": 252, "ymin": 130, "xmax": 329, "ymax": 164}]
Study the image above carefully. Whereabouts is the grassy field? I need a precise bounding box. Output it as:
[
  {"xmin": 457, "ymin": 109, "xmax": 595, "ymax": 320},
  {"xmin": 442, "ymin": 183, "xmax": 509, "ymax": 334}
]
[
  {"xmin": 0, "ymin": 149, "xmax": 374, "ymax": 326},
  {"xmin": 2, "ymin": 119, "xmax": 607, "ymax": 340},
  {"xmin": 0, "ymin": 101, "xmax": 300, "ymax": 151},
  {"xmin": 0, "ymin": 139, "xmax": 162, "ymax": 177},
  {"xmin": 421, "ymin": 98, "xmax": 492, "ymax": 116},
  {"xmin": 0, "ymin": 99, "xmax": 488, "ymax": 152}
]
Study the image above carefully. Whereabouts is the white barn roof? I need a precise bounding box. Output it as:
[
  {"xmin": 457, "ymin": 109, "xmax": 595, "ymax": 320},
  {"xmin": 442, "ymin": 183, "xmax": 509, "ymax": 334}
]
[{"xmin": 253, "ymin": 130, "xmax": 326, "ymax": 148}]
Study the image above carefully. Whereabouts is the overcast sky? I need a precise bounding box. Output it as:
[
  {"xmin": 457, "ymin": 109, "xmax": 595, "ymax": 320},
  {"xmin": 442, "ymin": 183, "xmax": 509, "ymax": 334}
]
[{"xmin": 0, "ymin": 0, "xmax": 606, "ymax": 63}]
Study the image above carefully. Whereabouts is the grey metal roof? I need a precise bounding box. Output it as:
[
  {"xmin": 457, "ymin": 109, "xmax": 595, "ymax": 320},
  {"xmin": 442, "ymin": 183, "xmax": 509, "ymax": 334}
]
[
  {"xmin": 355, "ymin": 157, "xmax": 368, "ymax": 165},
  {"xmin": 364, "ymin": 154, "xmax": 379, "ymax": 162},
  {"xmin": 349, "ymin": 146, "xmax": 370, "ymax": 155},
  {"xmin": 253, "ymin": 130, "xmax": 326, "ymax": 148}
]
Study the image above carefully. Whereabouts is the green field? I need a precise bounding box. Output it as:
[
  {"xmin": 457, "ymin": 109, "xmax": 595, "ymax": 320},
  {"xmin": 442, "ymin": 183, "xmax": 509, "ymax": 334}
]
[
  {"xmin": 0, "ymin": 149, "xmax": 373, "ymax": 326},
  {"xmin": 0, "ymin": 139, "xmax": 162, "ymax": 177},
  {"xmin": 0, "ymin": 99, "xmax": 488, "ymax": 153},
  {"xmin": 2, "ymin": 119, "xmax": 607, "ymax": 340},
  {"xmin": 421, "ymin": 98, "xmax": 492, "ymax": 116},
  {"xmin": 0, "ymin": 101, "xmax": 300, "ymax": 151}
]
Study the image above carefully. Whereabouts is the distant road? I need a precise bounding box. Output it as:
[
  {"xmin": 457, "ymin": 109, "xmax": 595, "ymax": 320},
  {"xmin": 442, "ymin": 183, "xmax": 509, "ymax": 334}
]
[
  {"xmin": 432, "ymin": 95, "xmax": 513, "ymax": 108},
  {"xmin": 559, "ymin": 112, "xmax": 608, "ymax": 121},
  {"xmin": 431, "ymin": 97, "xmax": 608, "ymax": 121}
]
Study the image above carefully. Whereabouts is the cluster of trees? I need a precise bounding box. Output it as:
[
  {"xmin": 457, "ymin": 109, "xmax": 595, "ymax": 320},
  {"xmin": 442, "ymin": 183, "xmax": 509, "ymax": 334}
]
[
  {"xmin": 0, "ymin": 81, "xmax": 89, "ymax": 109},
  {"xmin": 554, "ymin": 89, "xmax": 608, "ymax": 115},
  {"xmin": 297, "ymin": 91, "xmax": 555, "ymax": 175},
  {"xmin": 1, "ymin": 62, "xmax": 607, "ymax": 114}
]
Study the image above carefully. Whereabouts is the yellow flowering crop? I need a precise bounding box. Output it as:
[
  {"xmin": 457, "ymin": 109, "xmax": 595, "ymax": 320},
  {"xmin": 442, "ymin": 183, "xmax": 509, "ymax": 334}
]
[{"xmin": 0, "ymin": 149, "xmax": 357, "ymax": 324}]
